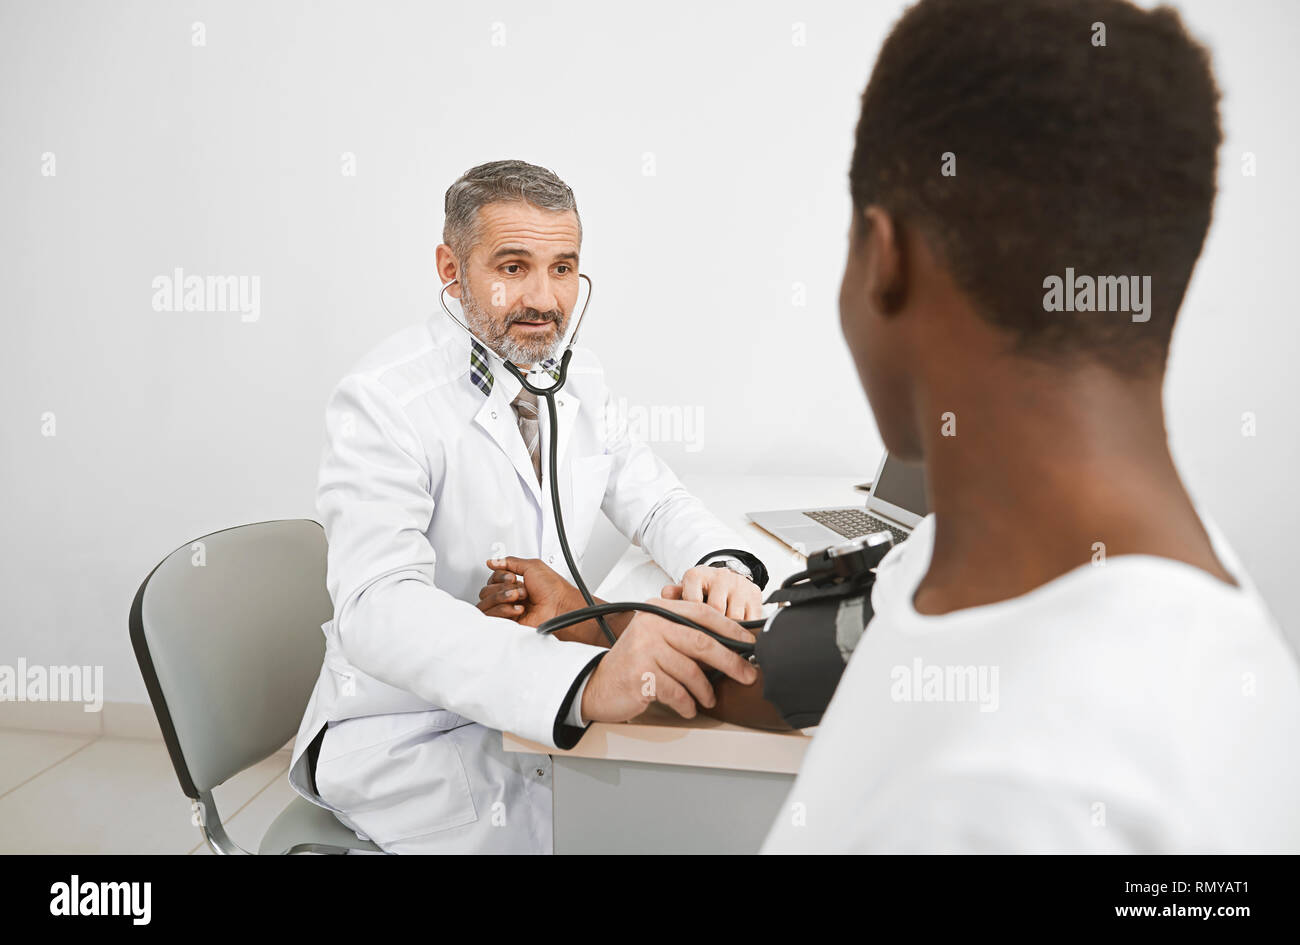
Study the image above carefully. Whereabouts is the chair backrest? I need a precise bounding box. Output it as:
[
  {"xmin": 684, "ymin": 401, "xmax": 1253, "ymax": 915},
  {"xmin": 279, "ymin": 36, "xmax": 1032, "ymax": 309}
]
[{"xmin": 129, "ymin": 520, "xmax": 330, "ymax": 797}]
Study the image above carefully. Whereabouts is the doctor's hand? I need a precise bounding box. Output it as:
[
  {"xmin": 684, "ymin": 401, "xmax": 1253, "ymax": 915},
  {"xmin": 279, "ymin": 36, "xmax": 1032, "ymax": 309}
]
[
  {"xmin": 580, "ymin": 598, "xmax": 758, "ymax": 724},
  {"xmin": 665, "ymin": 565, "xmax": 764, "ymax": 621}
]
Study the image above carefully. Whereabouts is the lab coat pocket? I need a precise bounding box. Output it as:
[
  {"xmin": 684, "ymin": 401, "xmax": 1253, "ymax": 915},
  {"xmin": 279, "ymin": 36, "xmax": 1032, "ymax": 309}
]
[
  {"xmin": 566, "ymin": 453, "xmax": 613, "ymax": 556},
  {"xmin": 315, "ymin": 712, "xmax": 478, "ymax": 843}
]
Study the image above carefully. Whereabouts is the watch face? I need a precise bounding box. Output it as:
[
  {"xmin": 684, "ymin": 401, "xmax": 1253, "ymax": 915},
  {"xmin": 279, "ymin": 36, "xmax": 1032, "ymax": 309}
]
[{"xmin": 711, "ymin": 558, "xmax": 752, "ymax": 580}]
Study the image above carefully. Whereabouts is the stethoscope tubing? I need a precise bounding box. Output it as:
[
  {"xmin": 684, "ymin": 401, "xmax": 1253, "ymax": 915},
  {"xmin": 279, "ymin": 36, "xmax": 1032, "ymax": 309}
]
[
  {"xmin": 438, "ymin": 274, "xmax": 616, "ymax": 643},
  {"xmin": 438, "ymin": 274, "xmax": 760, "ymax": 656}
]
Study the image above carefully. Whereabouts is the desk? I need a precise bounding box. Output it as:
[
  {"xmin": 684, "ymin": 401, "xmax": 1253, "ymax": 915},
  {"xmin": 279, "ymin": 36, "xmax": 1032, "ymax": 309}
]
[{"xmin": 504, "ymin": 474, "xmax": 867, "ymax": 854}]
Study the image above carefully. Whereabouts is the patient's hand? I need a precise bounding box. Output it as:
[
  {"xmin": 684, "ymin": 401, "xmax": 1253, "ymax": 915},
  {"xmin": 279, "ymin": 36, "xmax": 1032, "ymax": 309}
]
[
  {"xmin": 477, "ymin": 557, "xmax": 635, "ymax": 647},
  {"xmin": 477, "ymin": 556, "xmax": 584, "ymax": 628}
]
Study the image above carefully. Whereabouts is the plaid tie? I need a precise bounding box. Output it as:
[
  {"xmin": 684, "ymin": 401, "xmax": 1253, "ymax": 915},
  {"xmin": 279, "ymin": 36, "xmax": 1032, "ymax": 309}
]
[{"xmin": 511, "ymin": 388, "xmax": 542, "ymax": 483}]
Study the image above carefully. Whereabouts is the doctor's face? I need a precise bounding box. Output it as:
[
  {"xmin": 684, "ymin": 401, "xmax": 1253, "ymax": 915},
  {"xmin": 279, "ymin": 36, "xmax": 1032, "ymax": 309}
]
[{"xmin": 444, "ymin": 201, "xmax": 582, "ymax": 366}]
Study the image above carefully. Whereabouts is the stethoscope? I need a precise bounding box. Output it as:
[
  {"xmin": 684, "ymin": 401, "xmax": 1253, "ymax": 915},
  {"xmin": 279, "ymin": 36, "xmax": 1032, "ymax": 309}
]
[
  {"xmin": 439, "ymin": 275, "xmax": 761, "ymax": 654},
  {"xmin": 440, "ymin": 274, "xmax": 623, "ymax": 645},
  {"xmin": 438, "ymin": 273, "xmax": 595, "ymax": 399}
]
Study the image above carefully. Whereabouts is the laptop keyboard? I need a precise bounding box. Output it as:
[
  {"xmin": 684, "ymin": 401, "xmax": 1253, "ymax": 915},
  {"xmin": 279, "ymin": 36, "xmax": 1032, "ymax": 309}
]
[{"xmin": 804, "ymin": 508, "xmax": 910, "ymax": 546}]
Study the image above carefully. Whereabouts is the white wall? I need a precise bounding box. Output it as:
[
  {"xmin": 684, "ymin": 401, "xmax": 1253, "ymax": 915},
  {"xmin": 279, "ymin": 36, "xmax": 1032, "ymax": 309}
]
[{"xmin": 1, "ymin": 0, "xmax": 1296, "ymax": 704}]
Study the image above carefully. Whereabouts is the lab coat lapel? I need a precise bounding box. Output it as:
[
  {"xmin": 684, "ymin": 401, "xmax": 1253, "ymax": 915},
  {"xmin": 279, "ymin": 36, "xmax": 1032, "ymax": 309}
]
[
  {"xmin": 473, "ymin": 388, "xmax": 543, "ymax": 506},
  {"xmin": 552, "ymin": 390, "xmax": 581, "ymax": 473}
]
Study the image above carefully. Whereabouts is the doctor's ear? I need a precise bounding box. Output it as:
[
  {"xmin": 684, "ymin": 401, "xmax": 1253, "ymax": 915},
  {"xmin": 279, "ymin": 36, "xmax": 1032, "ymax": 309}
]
[
  {"xmin": 857, "ymin": 206, "xmax": 908, "ymax": 316},
  {"xmin": 435, "ymin": 244, "xmax": 463, "ymax": 298}
]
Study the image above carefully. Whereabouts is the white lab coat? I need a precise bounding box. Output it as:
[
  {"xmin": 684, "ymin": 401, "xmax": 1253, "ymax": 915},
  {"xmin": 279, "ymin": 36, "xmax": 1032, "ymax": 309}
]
[{"xmin": 287, "ymin": 313, "xmax": 751, "ymax": 853}]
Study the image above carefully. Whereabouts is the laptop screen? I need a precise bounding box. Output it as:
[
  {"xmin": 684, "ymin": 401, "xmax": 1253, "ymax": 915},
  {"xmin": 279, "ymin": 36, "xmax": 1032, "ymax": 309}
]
[{"xmin": 869, "ymin": 455, "xmax": 928, "ymax": 518}]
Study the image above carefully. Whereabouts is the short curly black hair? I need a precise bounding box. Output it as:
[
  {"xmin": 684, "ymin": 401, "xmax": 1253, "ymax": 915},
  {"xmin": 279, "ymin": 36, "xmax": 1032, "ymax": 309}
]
[{"xmin": 850, "ymin": 0, "xmax": 1221, "ymax": 373}]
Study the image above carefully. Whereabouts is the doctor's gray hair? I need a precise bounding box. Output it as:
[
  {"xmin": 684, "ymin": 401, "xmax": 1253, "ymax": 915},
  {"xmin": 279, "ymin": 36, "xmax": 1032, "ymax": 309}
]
[{"xmin": 443, "ymin": 160, "xmax": 581, "ymax": 263}]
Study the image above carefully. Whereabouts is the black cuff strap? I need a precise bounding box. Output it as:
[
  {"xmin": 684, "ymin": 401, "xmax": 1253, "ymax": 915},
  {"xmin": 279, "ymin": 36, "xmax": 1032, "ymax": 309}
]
[
  {"xmin": 695, "ymin": 548, "xmax": 769, "ymax": 591},
  {"xmin": 552, "ymin": 651, "xmax": 606, "ymax": 751}
]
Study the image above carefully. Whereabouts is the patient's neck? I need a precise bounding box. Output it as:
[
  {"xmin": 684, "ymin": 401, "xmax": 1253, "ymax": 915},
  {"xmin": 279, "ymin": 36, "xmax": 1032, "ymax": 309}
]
[{"xmin": 912, "ymin": 358, "xmax": 1235, "ymax": 615}]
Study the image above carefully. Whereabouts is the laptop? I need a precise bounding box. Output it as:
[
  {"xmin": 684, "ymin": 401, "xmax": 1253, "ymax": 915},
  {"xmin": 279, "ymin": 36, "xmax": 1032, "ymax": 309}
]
[{"xmin": 747, "ymin": 452, "xmax": 928, "ymax": 554}]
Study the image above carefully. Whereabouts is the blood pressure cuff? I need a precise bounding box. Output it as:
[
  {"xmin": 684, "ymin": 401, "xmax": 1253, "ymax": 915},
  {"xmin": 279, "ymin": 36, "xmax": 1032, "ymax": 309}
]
[{"xmin": 754, "ymin": 590, "xmax": 873, "ymax": 728}]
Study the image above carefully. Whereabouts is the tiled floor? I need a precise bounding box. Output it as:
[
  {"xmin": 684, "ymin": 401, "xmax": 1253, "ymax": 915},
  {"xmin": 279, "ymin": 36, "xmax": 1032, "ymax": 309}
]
[{"xmin": 0, "ymin": 728, "xmax": 297, "ymax": 854}]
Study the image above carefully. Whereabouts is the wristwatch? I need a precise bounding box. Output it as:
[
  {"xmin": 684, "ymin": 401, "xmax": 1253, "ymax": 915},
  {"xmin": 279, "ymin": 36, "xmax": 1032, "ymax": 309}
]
[
  {"xmin": 704, "ymin": 555, "xmax": 754, "ymax": 582},
  {"xmin": 695, "ymin": 548, "xmax": 768, "ymax": 590}
]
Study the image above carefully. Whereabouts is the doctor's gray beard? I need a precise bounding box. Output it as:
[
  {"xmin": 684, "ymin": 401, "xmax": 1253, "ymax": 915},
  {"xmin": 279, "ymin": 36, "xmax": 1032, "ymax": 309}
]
[{"xmin": 459, "ymin": 281, "xmax": 568, "ymax": 366}]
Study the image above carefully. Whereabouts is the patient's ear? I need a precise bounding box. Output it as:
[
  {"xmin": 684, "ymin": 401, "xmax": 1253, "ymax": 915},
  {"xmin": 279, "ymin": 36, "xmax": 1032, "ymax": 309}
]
[
  {"xmin": 435, "ymin": 244, "xmax": 462, "ymax": 298},
  {"xmin": 860, "ymin": 206, "xmax": 907, "ymax": 315}
]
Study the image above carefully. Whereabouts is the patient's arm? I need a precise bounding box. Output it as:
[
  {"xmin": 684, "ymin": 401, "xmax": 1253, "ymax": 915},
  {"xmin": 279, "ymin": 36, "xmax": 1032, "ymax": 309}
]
[
  {"xmin": 655, "ymin": 582, "xmax": 792, "ymax": 730},
  {"xmin": 700, "ymin": 591, "xmax": 859, "ymax": 732},
  {"xmin": 706, "ymin": 670, "xmax": 794, "ymax": 731}
]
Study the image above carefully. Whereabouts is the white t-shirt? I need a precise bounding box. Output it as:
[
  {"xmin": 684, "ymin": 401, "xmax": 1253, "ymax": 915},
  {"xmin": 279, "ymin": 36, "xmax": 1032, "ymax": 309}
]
[{"xmin": 761, "ymin": 513, "xmax": 1300, "ymax": 853}]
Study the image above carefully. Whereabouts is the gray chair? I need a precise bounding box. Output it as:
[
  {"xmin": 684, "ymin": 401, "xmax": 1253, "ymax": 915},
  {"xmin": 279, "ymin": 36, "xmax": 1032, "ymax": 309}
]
[{"xmin": 129, "ymin": 519, "xmax": 381, "ymax": 854}]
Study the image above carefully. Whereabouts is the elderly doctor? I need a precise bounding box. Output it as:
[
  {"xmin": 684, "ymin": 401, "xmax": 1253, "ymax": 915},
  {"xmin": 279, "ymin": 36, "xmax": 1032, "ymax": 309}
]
[{"xmin": 287, "ymin": 159, "xmax": 766, "ymax": 854}]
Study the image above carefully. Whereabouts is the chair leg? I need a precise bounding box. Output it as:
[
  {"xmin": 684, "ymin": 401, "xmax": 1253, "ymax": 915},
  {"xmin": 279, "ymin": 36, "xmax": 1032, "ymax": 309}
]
[{"xmin": 194, "ymin": 790, "xmax": 251, "ymax": 855}]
